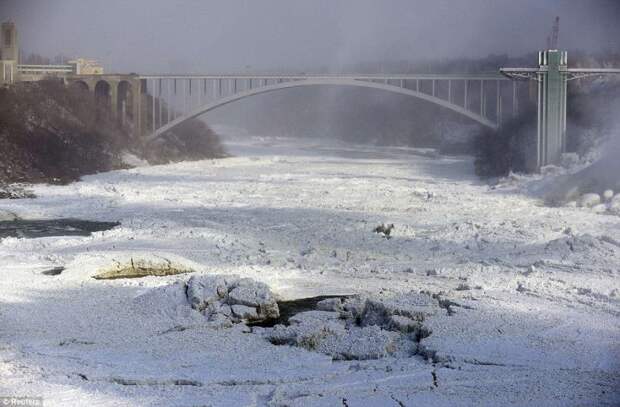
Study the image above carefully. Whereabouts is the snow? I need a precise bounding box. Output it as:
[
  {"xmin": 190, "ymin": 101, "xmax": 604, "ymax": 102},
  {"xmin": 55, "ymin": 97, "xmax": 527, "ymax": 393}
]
[
  {"xmin": 0, "ymin": 210, "xmax": 18, "ymax": 221},
  {"xmin": 0, "ymin": 130, "xmax": 619, "ymax": 406},
  {"xmin": 578, "ymin": 193, "xmax": 602, "ymax": 208}
]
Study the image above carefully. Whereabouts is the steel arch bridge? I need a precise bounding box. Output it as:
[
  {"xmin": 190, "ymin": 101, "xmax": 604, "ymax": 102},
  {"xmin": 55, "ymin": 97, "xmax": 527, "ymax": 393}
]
[{"xmin": 139, "ymin": 74, "xmax": 517, "ymax": 142}]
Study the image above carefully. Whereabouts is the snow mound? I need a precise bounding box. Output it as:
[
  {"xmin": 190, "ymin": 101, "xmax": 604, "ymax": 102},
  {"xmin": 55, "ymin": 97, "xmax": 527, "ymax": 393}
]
[
  {"xmin": 539, "ymin": 137, "xmax": 620, "ymax": 208},
  {"xmin": 187, "ymin": 274, "xmax": 280, "ymax": 324},
  {"xmin": 255, "ymin": 293, "xmax": 439, "ymax": 361},
  {"xmin": 133, "ymin": 281, "xmax": 198, "ymax": 321},
  {"xmin": 544, "ymin": 233, "xmax": 620, "ymax": 257},
  {"xmin": 121, "ymin": 152, "xmax": 150, "ymax": 167},
  {"xmin": 578, "ymin": 193, "xmax": 601, "ymax": 208},
  {"xmin": 133, "ymin": 274, "xmax": 280, "ymax": 328}
]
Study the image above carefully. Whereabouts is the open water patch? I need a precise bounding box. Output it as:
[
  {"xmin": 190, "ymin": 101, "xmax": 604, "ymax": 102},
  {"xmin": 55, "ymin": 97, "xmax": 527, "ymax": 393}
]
[
  {"xmin": 0, "ymin": 219, "xmax": 120, "ymax": 239},
  {"xmin": 250, "ymin": 295, "xmax": 351, "ymax": 328}
]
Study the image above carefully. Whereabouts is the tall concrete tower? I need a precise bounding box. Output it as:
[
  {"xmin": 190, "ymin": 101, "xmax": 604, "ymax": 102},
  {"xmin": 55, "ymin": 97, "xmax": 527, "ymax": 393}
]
[
  {"xmin": 536, "ymin": 50, "xmax": 568, "ymax": 168},
  {"xmin": 1, "ymin": 20, "xmax": 18, "ymax": 62},
  {"xmin": 0, "ymin": 21, "xmax": 18, "ymax": 85}
]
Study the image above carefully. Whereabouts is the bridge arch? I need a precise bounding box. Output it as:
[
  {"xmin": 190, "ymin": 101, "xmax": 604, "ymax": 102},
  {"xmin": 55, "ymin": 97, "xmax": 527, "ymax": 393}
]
[
  {"xmin": 147, "ymin": 79, "xmax": 497, "ymax": 142},
  {"xmin": 94, "ymin": 80, "xmax": 112, "ymax": 108},
  {"xmin": 70, "ymin": 80, "xmax": 89, "ymax": 93}
]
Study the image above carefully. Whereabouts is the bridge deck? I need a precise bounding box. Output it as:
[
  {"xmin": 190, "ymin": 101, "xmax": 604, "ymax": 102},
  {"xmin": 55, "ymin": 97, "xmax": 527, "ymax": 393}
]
[{"xmin": 139, "ymin": 73, "xmax": 508, "ymax": 81}]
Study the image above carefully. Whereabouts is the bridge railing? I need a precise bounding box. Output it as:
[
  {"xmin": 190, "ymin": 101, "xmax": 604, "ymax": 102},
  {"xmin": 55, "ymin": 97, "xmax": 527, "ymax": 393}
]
[{"xmin": 140, "ymin": 73, "xmax": 507, "ymax": 80}]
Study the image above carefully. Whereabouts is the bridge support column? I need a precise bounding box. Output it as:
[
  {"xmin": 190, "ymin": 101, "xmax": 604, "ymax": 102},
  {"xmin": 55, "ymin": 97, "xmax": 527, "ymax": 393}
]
[
  {"xmin": 140, "ymin": 79, "xmax": 149, "ymax": 138},
  {"xmin": 110, "ymin": 81, "xmax": 119, "ymax": 121},
  {"xmin": 536, "ymin": 50, "xmax": 568, "ymax": 169},
  {"xmin": 132, "ymin": 78, "xmax": 143, "ymax": 138}
]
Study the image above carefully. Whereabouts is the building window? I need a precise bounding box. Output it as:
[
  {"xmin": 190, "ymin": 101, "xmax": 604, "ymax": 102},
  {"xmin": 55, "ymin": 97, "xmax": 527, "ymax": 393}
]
[{"xmin": 4, "ymin": 30, "xmax": 11, "ymax": 46}]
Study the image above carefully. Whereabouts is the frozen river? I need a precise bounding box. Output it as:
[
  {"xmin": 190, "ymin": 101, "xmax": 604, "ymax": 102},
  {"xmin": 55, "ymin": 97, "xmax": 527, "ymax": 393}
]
[{"xmin": 0, "ymin": 131, "xmax": 619, "ymax": 406}]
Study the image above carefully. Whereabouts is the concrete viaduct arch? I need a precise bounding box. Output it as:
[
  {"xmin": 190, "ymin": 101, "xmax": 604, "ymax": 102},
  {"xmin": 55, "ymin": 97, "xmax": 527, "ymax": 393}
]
[
  {"xmin": 64, "ymin": 74, "xmax": 143, "ymax": 131},
  {"xmin": 70, "ymin": 80, "xmax": 89, "ymax": 92}
]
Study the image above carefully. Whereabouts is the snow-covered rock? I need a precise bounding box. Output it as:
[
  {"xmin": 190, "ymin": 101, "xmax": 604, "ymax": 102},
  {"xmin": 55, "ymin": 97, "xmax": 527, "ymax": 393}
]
[
  {"xmin": 259, "ymin": 294, "xmax": 439, "ymax": 360},
  {"xmin": 316, "ymin": 298, "xmax": 344, "ymax": 312},
  {"xmin": 228, "ymin": 278, "xmax": 273, "ymax": 307},
  {"xmin": 603, "ymin": 190, "xmax": 615, "ymax": 201},
  {"xmin": 135, "ymin": 274, "xmax": 280, "ymax": 325},
  {"xmin": 231, "ymin": 304, "xmax": 259, "ymax": 320},
  {"xmin": 360, "ymin": 293, "xmax": 438, "ymax": 326},
  {"xmin": 186, "ymin": 274, "xmax": 279, "ymax": 323},
  {"xmin": 578, "ymin": 193, "xmax": 601, "ymax": 208},
  {"xmin": 186, "ymin": 274, "xmax": 231, "ymax": 312},
  {"xmin": 263, "ymin": 314, "xmax": 409, "ymax": 360},
  {"xmin": 592, "ymin": 204, "xmax": 608, "ymax": 213},
  {"xmin": 387, "ymin": 315, "xmax": 423, "ymax": 334}
]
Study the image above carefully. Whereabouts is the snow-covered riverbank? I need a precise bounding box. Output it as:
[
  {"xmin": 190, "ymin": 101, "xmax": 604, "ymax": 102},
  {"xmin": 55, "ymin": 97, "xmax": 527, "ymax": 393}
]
[{"xmin": 0, "ymin": 132, "xmax": 618, "ymax": 406}]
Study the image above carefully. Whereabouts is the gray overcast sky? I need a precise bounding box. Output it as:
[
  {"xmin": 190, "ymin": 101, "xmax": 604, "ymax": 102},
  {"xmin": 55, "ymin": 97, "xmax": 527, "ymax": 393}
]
[{"xmin": 1, "ymin": 0, "xmax": 619, "ymax": 73}]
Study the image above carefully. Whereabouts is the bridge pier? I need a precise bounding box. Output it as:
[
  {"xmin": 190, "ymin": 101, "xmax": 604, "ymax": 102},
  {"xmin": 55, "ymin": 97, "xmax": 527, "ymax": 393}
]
[
  {"xmin": 536, "ymin": 50, "xmax": 568, "ymax": 169},
  {"xmin": 110, "ymin": 84, "xmax": 119, "ymax": 123}
]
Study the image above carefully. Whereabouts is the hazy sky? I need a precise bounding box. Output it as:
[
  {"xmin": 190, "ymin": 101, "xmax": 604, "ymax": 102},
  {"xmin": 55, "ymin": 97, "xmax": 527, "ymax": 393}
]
[{"xmin": 1, "ymin": 0, "xmax": 619, "ymax": 73}]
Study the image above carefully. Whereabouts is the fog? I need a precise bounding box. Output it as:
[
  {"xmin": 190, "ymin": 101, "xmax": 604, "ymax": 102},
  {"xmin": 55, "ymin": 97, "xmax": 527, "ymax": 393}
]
[
  {"xmin": 2, "ymin": 0, "xmax": 619, "ymax": 74},
  {"xmin": 2, "ymin": 0, "xmax": 620, "ymax": 152},
  {"xmin": 543, "ymin": 79, "xmax": 620, "ymax": 203}
]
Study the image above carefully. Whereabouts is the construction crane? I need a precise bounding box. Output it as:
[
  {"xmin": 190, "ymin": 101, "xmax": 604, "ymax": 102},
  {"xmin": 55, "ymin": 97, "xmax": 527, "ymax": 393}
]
[{"xmin": 546, "ymin": 16, "xmax": 560, "ymax": 49}]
